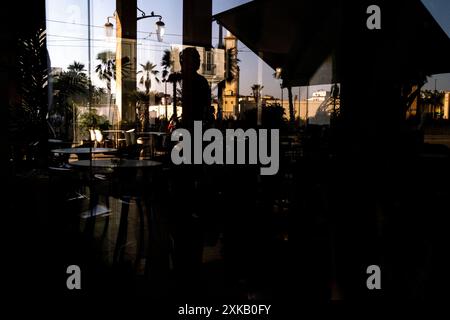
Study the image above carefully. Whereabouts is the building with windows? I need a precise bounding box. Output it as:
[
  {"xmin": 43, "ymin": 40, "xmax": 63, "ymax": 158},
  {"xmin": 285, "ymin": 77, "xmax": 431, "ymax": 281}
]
[
  {"xmin": 171, "ymin": 45, "xmax": 225, "ymax": 90},
  {"xmin": 239, "ymin": 91, "xmax": 334, "ymax": 125},
  {"xmin": 444, "ymin": 91, "xmax": 450, "ymax": 120},
  {"xmin": 222, "ymin": 32, "xmax": 239, "ymax": 117}
]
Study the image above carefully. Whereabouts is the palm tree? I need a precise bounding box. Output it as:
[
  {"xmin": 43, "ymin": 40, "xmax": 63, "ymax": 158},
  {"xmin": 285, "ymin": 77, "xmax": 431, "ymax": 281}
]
[
  {"xmin": 67, "ymin": 61, "xmax": 86, "ymax": 74},
  {"xmin": 286, "ymin": 85, "xmax": 295, "ymax": 123},
  {"xmin": 273, "ymin": 70, "xmax": 295, "ymax": 123},
  {"xmin": 95, "ymin": 50, "xmax": 115, "ymax": 94},
  {"xmin": 92, "ymin": 86, "xmax": 106, "ymax": 104},
  {"xmin": 14, "ymin": 28, "xmax": 49, "ymax": 167},
  {"xmin": 54, "ymin": 62, "xmax": 90, "ymax": 140},
  {"xmin": 251, "ymin": 84, "xmax": 264, "ymax": 97},
  {"xmin": 160, "ymin": 49, "xmax": 183, "ymax": 118},
  {"xmin": 132, "ymin": 90, "xmax": 150, "ymax": 131},
  {"xmin": 136, "ymin": 61, "xmax": 160, "ymax": 131},
  {"xmin": 161, "ymin": 49, "xmax": 172, "ymax": 81},
  {"xmin": 137, "ymin": 61, "xmax": 160, "ymax": 94},
  {"xmin": 420, "ymin": 89, "xmax": 445, "ymax": 119},
  {"xmin": 161, "ymin": 49, "xmax": 173, "ymax": 119},
  {"xmin": 95, "ymin": 51, "xmax": 131, "ymax": 130},
  {"xmin": 95, "ymin": 50, "xmax": 131, "ymax": 89},
  {"xmin": 167, "ymin": 72, "xmax": 182, "ymax": 118},
  {"xmin": 251, "ymin": 84, "xmax": 264, "ymax": 126},
  {"xmin": 61, "ymin": 61, "xmax": 89, "ymax": 98}
]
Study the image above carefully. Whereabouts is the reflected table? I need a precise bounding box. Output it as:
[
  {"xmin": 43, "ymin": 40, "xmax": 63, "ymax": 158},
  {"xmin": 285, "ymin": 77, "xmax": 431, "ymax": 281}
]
[
  {"xmin": 71, "ymin": 159, "xmax": 163, "ymax": 266},
  {"xmin": 51, "ymin": 147, "xmax": 117, "ymax": 155},
  {"xmin": 70, "ymin": 159, "xmax": 162, "ymax": 168},
  {"xmin": 138, "ymin": 131, "xmax": 169, "ymax": 137},
  {"xmin": 51, "ymin": 148, "xmax": 117, "ymax": 163}
]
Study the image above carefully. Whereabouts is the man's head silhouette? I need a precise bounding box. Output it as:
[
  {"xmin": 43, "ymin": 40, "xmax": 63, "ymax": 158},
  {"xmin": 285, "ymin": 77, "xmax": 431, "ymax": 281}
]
[{"xmin": 180, "ymin": 47, "xmax": 201, "ymax": 74}]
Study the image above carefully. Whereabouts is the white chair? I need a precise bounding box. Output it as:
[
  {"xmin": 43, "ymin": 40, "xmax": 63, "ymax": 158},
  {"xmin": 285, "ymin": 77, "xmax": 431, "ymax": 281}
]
[
  {"xmin": 125, "ymin": 129, "xmax": 136, "ymax": 146},
  {"xmin": 89, "ymin": 129, "xmax": 96, "ymax": 142},
  {"xmin": 89, "ymin": 129, "xmax": 104, "ymax": 148},
  {"xmin": 94, "ymin": 129, "xmax": 104, "ymax": 146}
]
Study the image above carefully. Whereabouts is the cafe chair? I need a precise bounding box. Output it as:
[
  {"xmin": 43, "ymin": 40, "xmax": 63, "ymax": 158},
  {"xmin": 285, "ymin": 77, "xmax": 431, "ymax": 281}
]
[
  {"xmin": 119, "ymin": 129, "xmax": 142, "ymax": 159},
  {"xmin": 89, "ymin": 129, "xmax": 105, "ymax": 148},
  {"xmin": 78, "ymin": 167, "xmax": 113, "ymax": 242},
  {"xmin": 137, "ymin": 136, "xmax": 152, "ymax": 159}
]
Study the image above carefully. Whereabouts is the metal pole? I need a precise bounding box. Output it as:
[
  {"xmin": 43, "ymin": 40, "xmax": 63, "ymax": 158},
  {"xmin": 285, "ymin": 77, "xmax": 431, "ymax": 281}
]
[
  {"xmin": 305, "ymin": 84, "xmax": 309, "ymax": 127},
  {"xmin": 165, "ymin": 81, "xmax": 168, "ymax": 120},
  {"xmin": 281, "ymin": 84, "xmax": 283, "ymax": 107},
  {"xmin": 257, "ymin": 52, "xmax": 263, "ymax": 126},
  {"xmin": 298, "ymin": 86, "xmax": 301, "ymax": 126},
  {"xmin": 87, "ymin": 0, "xmax": 92, "ymax": 114},
  {"xmin": 87, "ymin": 0, "xmax": 92, "ymax": 139},
  {"xmin": 87, "ymin": 0, "xmax": 94, "ymax": 217}
]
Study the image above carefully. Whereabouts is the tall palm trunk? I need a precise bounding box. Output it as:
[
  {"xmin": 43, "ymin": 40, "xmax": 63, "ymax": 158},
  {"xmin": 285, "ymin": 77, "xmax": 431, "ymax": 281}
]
[
  {"xmin": 164, "ymin": 81, "xmax": 168, "ymax": 120},
  {"xmin": 173, "ymin": 81, "xmax": 177, "ymax": 117},
  {"xmin": 287, "ymin": 86, "xmax": 295, "ymax": 123},
  {"xmin": 143, "ymin": 101, "xmax": 150, "ymax": 132},
  {"xmin": 107, "ymin": 79, "xmax": 113, "ymax": 128}
]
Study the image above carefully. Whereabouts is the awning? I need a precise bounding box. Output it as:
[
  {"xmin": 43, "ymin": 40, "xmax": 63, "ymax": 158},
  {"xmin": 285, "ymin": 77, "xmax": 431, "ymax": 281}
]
[{"xmin": 213, "ymin": 0, "xmax": 450, "ymax": 87}]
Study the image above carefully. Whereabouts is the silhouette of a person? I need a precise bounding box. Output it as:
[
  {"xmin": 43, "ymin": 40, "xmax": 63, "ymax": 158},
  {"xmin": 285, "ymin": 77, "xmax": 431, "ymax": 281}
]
[
  {"xmin": 180, "ymin": 47, "xmax": 211, "ymax": 130},
  {"xmin": 172, "ymin": 48, "xmax": 211, "ymax": 297}
]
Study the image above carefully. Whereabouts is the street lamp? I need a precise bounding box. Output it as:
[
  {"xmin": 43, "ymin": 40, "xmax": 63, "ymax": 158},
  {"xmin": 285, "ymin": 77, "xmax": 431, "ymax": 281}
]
[
  {"xmin": 275, "ymin": 67, "xmax": 283, "ymax": 79},
  {"xmin": 155, "ymin": 19, "xmax": 165, "ymax": 42},
  {"xmin": 104, "ymin": 7, "xmax": 165, "ymax": 42},
  {"xmin": 104, "ymin": 17, "xmax": 114, "ymax": 37},
  {"xmin": 137, "ymin": 8, "xmax": 165, "ymax": 42}
]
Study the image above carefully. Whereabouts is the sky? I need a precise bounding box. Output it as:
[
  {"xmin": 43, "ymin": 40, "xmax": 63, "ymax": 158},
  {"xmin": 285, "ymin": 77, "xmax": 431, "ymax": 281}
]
[
  {"xmin": 420, "ymin": 0, "xmax": 450, "ymax": 91},
  {"xmin": 46, "ymin": 0, "xmax": 450, "ymax": 99}
]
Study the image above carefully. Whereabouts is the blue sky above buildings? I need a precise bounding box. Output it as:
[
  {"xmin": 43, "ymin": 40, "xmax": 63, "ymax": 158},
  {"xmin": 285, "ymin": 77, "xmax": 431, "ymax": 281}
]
[
  {"xmin": 46, "ymin": 0, "xmax": 450, "ymax": 98},
  {"xmin": 421, "ymin": 0, "xmax": 450, "ymax": 90}
]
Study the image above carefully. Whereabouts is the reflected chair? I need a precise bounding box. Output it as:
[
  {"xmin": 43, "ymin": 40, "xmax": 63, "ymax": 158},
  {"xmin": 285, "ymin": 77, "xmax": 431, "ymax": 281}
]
[
  {"xmin": 48, "ymin": 165, "xmax": 86, "ymax": 235},
  {"xmin": 76, "ymin": 166, "xmax": 113, "ymax": 242},
  {"xmin": 103, "ymin": 130, "xmax": 122, "ymax": 148},
  {"xmin": 110, "ymin": 167, "xmax": 151, "ymax": 270},
  {"xmin": 125, "ymin": 129, "xmax": 136, "ymax": 145},
  {"xmin": 89, "ymin": 129, "xmax": 96, "ymax": 145},
  {"xmin": 153, "ymin": 134, "xmax": 170, "ymax": 161},
  {"xmin": 89, "ymin": 129, "xmax": 105, "ymax": 148},
  {"xmin": 137, "ymin": 136, "xmax": 152, "ymax": 159},
  {"xmin": 118, "ymin": 129, "xmax": 143, "ymax": 159},
  {"xmin": 94, "ymin": 129, "xmax": 104, "ymax": 147}
]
